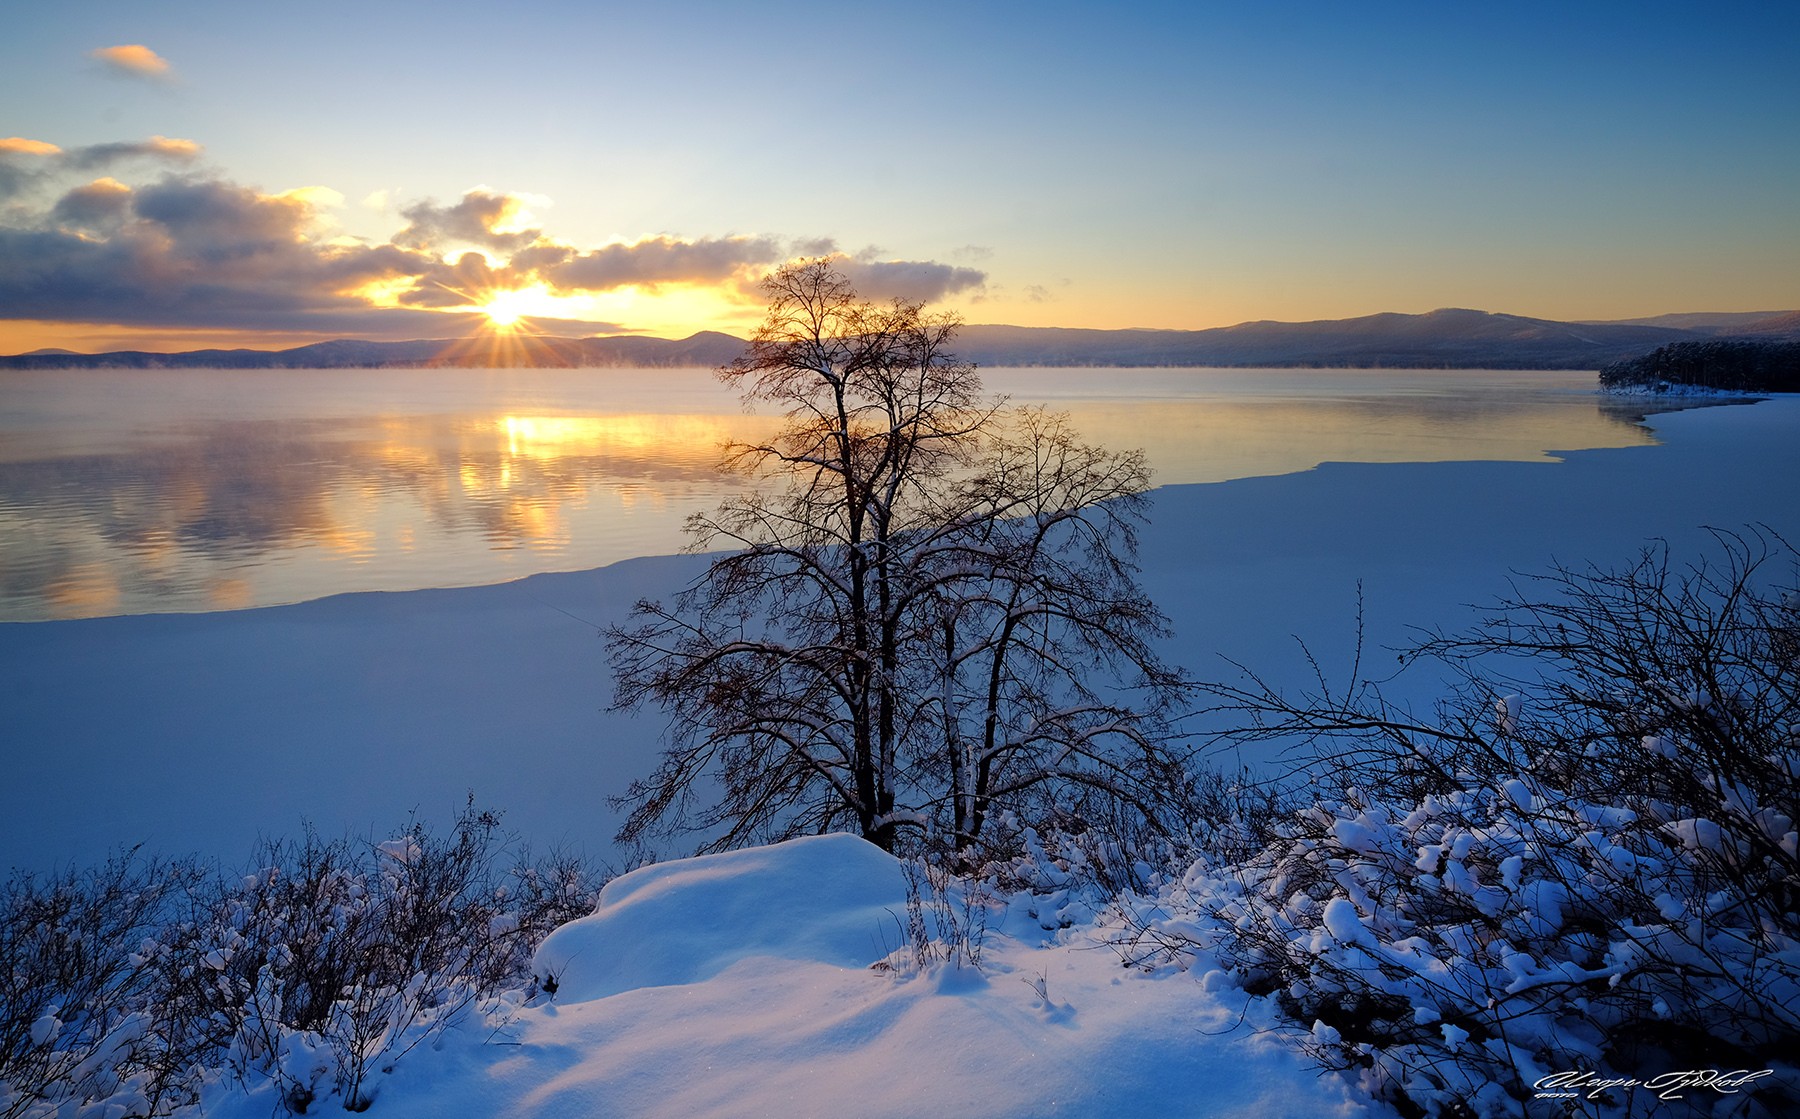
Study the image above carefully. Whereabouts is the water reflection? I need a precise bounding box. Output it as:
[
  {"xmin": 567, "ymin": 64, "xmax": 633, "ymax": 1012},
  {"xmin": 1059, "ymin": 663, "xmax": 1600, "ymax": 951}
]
[
  {"xmin": 0, "ymin": 367, "xmax": 1712, "ymax": 620},
  {"xmin": 1, "ymin": 402, "xmax": 776, "ymax": 620}
]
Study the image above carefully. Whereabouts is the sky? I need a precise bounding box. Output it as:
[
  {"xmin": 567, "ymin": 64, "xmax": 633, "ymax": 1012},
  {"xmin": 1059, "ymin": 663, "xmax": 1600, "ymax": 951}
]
[{"xmin": 2, "ymin": 0, "xmax": 1796, "ymax": 354}]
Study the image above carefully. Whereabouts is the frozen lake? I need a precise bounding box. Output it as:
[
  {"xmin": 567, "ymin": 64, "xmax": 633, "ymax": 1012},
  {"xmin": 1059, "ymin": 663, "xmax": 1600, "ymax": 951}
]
[{"xmin": 0, "ymin": 366, "xmax": 1667, "ymax": 620}]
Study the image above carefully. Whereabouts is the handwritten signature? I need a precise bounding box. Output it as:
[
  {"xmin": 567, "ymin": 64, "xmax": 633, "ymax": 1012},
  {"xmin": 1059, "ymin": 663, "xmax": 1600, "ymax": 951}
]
[{"xmin": 1533, "ymin": 1069, "xmax": 1775, "ymax": 1101}]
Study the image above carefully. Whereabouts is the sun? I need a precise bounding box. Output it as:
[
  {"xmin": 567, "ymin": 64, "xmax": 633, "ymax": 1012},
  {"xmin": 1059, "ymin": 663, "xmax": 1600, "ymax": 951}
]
[{"xmin": 480, "ymin": 287, "xmax": 541, "ymax": 331}]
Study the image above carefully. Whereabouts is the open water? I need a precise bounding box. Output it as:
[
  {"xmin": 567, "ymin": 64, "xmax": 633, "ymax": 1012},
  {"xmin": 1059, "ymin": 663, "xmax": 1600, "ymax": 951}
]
[{"xmin": 0, "ymin": 366, "xmax": 1675, "ymax": 620}]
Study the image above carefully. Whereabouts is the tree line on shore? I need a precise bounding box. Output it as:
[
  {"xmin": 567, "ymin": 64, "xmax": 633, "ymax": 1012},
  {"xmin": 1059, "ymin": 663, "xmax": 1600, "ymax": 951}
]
[{"xmin": 1600, "ymin": 339, "xmax": 1800, "ymax": 392}]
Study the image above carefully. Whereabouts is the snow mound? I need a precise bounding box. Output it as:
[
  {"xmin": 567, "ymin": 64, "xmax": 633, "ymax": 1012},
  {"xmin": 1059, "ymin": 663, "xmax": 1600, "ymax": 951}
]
[
  {"xmin": 534, "ymin": 833, "xmax": 909, "ymax": 1001},
  {"xmin": 500, "ymin": 836, "xmax": 1371, "ymax": 1119}
]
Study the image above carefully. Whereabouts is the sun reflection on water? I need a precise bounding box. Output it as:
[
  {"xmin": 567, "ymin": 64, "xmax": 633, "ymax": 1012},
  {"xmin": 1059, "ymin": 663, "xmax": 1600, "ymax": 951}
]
[{"xmin": 0, "ymin": 367, "xmax": 1692, "ymax": 621}]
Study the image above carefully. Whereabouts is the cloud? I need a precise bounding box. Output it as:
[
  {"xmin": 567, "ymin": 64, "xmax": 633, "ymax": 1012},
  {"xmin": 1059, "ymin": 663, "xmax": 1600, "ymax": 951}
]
[
  {"xmin": 543, "ymin": 235, "xmax": 785, "ymax": 292},
  {"xmin": 275, "ymin": 185, "xmax": 344, "ymax": 211},
  {"xmin": 51, "ymin": 178, "xmax": 132, "ymax": 229},
  {"xmin": 1, "ymin": 140, "xmax": 990, "ymax": 342},
  {"xmin": 393, "ymin": 190, "xmax": 540, "ymax": 253},
  {"xmin": 788, "ymin": 236, "xmax": 837, "ymax": 258},
  {"xmin": 65, "ymin": 136, "xmax": 201, "ymax": 169},
  {"xmin": 781, "ymin": 244, "xmax": 987, "ymax": 304},
  {"xmin": 1, "ymin": 137, "xmax": 62, "ymax": 156},
  {"xmin": 398, "ymin": 251, "xmax": 524, "ymax": 308},
  {"xmin": 1, "ymin": 176, "xmax": 444, "ymax": 335},
  {"xmin": 0, "ymin": 135, "xmax": 200, "ymax": 201},
  {"xmin": 91, "ymin": 44, "xmax": 175, "ymax": 82},
  {"xmin": 832, "ymin": 253, "xmax": 988, "ymax": 304}
]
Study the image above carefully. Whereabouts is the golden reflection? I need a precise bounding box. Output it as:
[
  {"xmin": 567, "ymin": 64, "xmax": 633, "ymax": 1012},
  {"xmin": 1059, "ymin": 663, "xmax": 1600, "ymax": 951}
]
[
  {"xmin": 208, "ymin": 578, "xmax": 254, "ymax": 611},
  {"xmin": 0, "ymin": 384, "xmax": 775, "ymax": 620},
  {"xmin": 321, "ymin": 524, "xmax": 379, "ymax": 559},
  {"xmin": 501, "ymin": 498, "xmax": 564, "ymax": 548},
  {"xmin": 496, "ymin": 413, "xmax": 747, "ymax": 464},
  {"xmin": 44, "ymin": 564, "xmax": 122, "ymax": 617},
  {"xmin": 4, "ymin": 368, "xmax": 1699, "ymax": 621}
]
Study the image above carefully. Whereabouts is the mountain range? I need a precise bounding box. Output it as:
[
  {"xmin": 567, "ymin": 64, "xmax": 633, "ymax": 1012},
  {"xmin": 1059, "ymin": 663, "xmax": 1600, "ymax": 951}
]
[{"xmin": 5, "ymin": 308, "xmax": 1797, "ymax": 371}]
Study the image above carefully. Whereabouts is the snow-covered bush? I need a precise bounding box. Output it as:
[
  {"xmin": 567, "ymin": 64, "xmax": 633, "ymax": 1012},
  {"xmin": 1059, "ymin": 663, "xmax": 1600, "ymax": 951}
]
[
  {"xmin": 188, "ymin": 807, "xmax": 600, "ymax": 1111},
  {"xmin": 0, "ymin": 853, "xmax": 206, "ymax": 1119},
  {"xmin": 963, "ymin": 770, "xmax": 1287, "ymax": 937},
  {"xmin": 1125, "ymin": 530, "xmax": 1799, "ymax": 1118},
  {"xmin": 1, "ymin": 807, "xmax": 609, "ymax": 1116}
]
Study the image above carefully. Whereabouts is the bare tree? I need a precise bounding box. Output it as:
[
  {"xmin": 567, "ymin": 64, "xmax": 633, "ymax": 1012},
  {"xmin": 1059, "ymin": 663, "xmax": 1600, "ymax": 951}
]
[{"xmin": 607, "ymin": 260, "xmax": 1188, "ymax": 856}]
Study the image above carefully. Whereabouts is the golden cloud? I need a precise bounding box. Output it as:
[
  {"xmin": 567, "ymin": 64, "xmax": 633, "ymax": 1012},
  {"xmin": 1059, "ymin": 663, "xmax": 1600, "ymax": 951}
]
[
  {"xmin": 143, "ymin": 136, "xmax": 201, "ymax": 158},
  {"xmin": 0, "ymin": 137, "xmax": 63, "ymax": 156},
  {"xmin": 91, "ymin": 44, "xmax": 175, "ymax": 80}
]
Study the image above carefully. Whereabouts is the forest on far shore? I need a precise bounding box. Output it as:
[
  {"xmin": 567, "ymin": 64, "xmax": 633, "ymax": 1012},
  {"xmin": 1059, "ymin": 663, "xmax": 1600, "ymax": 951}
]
[{"xmin": 1601, "ymin": 339, "xmax": 1800, "ymax": 392}]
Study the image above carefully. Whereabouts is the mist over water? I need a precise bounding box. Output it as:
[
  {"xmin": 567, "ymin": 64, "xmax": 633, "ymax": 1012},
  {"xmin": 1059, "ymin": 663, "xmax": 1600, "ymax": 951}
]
[{"xmin": 0, "ymin": 367, "xmax": 1666, "ymax": 621}]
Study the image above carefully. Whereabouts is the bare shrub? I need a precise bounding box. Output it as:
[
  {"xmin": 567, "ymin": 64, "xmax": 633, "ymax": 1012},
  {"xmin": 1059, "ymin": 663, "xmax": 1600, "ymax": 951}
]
[
  {"xmin": 1123, "ymin": 529, "xmax": 1800, "ymax": 1118},
  {"xmin": 0, "ymin": 851, "xmax": 206, "ymax": 1119},
  {"xmin": 895, "ymin": 858, "xmax": 990, "ymax": 974},
  {"xmin": 2, "ymin": 806, "xmax": 609, "ymax": 1116}
]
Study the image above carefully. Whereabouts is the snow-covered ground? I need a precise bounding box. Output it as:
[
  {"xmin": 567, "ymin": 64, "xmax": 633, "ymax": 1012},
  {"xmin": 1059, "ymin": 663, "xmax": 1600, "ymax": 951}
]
[
  {"xmin": 186, "ymin": 833, "xmax": 1371, "ymax": 1119},
  {"xmin": 2, "ymin": 394, "xmax": 1796, "ymax": 1117}
]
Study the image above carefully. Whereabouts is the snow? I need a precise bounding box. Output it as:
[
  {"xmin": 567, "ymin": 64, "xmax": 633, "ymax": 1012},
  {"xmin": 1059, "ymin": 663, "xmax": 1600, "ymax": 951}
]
[
  {"xmin": 1321, "ymin": 897, "xmax": 1367, "ymax": 944},
  {"xmin": 184, "ymin": 833, "xmax": 1370, "ymax": 1119},
  {"xmin": 534, "ymin": 835, "xmax": 912, "ymax": 1001},
  {"xmin": 3, "ymin": 394, "xmax": 1798, "ymax": 1117},
  {"xmin": 28, "ymin": 1015, "xmax": 59, "ymax": 1048}
]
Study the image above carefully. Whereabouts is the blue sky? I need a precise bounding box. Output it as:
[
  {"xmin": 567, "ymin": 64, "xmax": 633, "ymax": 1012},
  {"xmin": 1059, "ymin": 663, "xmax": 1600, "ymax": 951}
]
[{"xmin": 2, "ymin": 0, "xmax": 1795, "ymax": 351}]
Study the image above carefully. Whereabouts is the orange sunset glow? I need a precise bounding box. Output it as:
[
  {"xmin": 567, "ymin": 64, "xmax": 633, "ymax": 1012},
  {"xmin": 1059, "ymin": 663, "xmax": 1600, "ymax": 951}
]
[{"xmin": 5, "ymin": 2, "xmax": 1793, "ymax": 357}]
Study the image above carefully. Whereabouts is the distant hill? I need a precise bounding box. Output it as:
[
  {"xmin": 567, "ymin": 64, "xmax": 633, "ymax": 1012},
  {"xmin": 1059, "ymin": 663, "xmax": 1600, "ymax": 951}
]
[
  {"xmin": 1577, "ymin": 310, "xmax": 1791, "ymax": 332},
  {"xmin": 955, "ymin": 309, "xmax": 1732, "ymax": 369},
  {"xmin": 1735, "ymin": 310, "xmax": 1800, "ymax": 337},
  {"xmin": 0, "ymin": 331, "xmax": 749, "ymax": 370},
  {"xmin": 5, "ymin": 310, "xmax": 1797, "ymax": 371}
]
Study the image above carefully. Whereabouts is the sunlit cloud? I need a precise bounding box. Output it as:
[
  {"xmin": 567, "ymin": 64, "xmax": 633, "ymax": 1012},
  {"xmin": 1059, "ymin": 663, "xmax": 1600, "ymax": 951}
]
[
  {"xmin": 277, "ymin": 185, "xmax": 345, "ymax": 211},
  {"xmin": 1, "ymin": 137, "xmax": 62, "ymax": 156},
  {"xmin": 66, "ymin": 136, "xmax": 201, "ymax": 168},
  {"xmin": 788, "ymin": 236, "xmax": 837, "ymax": 258},
  {"xmin": 90, "ymin": 44, "xmax": 175, "ymax": 82},
  {"xmin": 51, "ymin": 178, "xmax": 133, "ymax": 229},
  {"xmin": 2, "ymin": 175, "xmax": 443, "ymax": 334},
  {"xmin": 831, "ymin": 250, "xmax": 988, "ymax": 304},
  {"xmin": 0, "ymin": 137, "xmax": 990, "ymax": 349},
  {"xmin": 778, "ymin": 243, "xmax": 988, "ymax": 304},
  {"xmin": 395, "ymin": 250, "xmax": 537, "ymax": 311},
  {"xmin": 541, "ymin": 235, "xmax": 784, "ymax": 292},
  {"xmin": 394, "ymin": 190, "xmax": 540, "ymax": 254},
  {"xmin": 0, "ymin": 135, "xmax": 200, "ymax": 202}
]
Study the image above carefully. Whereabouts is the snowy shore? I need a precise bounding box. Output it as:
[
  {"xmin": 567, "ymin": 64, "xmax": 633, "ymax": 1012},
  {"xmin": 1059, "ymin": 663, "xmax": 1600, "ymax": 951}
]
[{"xmin": 4, "ymin": 396, "xmax": 1797, "ymax": 875}]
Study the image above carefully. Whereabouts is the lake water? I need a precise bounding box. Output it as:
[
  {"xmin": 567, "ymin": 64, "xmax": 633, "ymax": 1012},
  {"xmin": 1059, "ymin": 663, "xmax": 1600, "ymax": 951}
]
[{"xmin": 0, "ymin": 366, "xmax": 1671, "ymax": 621}]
